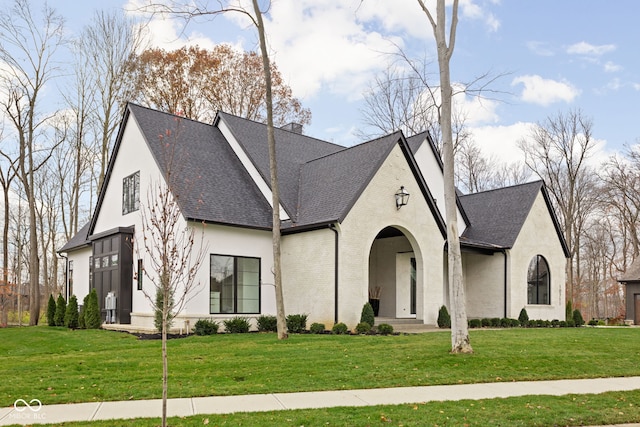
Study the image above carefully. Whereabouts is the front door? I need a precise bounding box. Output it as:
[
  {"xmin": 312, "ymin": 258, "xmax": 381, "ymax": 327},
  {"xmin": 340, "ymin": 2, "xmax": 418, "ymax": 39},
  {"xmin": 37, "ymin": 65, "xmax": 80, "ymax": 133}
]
[
  {"xmin": 395, "ymin": 252, "xmax": 416, "ymax": 318},
  {"xmin": 635, "ymin": 294, "xmax": 640, "ymax": 325}
]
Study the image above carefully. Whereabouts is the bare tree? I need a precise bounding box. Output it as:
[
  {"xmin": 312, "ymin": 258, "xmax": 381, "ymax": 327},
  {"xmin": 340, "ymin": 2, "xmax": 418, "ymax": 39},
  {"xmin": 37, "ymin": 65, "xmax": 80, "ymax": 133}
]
[
  {"xmin": 137, "ymin": 117, "xmax": 207, "ymax": 426},
  {"xmin": 0, "ymin": 0, "xmax": 66, "ymax": 324},
  {"xmin": 76, "ymin": 10, "xmax": 146, "ymax": 196},
  {"xmin": 0, "ymin": 148, "xmax": 17, "ymax": 326},
  {"xmin": 417, "ymin": 0, "xmax": 472, "ymax": 353},
  {"xmin": 136, "ymin": 0, "xmax": 289, "ymax": 340},
  {"xmin": 518, "ymin": 109, "xmax": 598, "ymax": 307}
]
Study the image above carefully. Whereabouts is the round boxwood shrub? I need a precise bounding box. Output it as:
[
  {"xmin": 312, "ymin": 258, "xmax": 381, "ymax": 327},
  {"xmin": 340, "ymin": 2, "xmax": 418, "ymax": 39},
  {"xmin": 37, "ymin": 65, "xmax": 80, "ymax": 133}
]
[
  {"xmin": 309, "ymin": 322, "xmax": 326, "ymax": 334},
  {"xmin": 286, "ymin": 314, "xmax": 308, "ymax": 333},
  {"xmin": 194, "ymin": 319, "xmax": 219, "ymax": 335},
  {"xmin": 481, "ymin": 318, "xmax": 491, "ymax": 327},
  {"xmin": 437, "ymin": 305, "xmax": 451, "ymax": 328},
  {"xmin": 360, "ymin": 303, "xmax": 375, "ymax": 327},
  {"xmin": 468, "ymin": 318, "xmax": 482, "ymax": 328},
  {"xmin": 355, "ymin": 322, "xmax": 371, "ymax": 334},
  {"xmin": 377, "ymin": 323, "xmax": 394, "ymax": 335},
  {"xmin": 257, "ymin": 315, "xmax": 277, "ymax": 332},
  {"xmin": 332, "ymin": 322, "xmax": 348, "ymax": 335},
  {"xmin": 223, "ymin": 317, "xmax": 250, "ymax": 333}
]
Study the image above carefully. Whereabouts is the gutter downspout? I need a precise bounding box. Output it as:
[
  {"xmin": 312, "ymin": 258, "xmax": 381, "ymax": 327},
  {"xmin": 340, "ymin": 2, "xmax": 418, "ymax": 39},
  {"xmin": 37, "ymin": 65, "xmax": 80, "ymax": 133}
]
[
  {"xmin": 59, "ymin": 254, "xmax": 69, "ymax": 300},
  {"xmin": 329, "ymin": 224, "xmax": 339, "ymax": 323},
  {"xmin": 502, "ymin": 249, "xmax": 508, "ymax": 318}
]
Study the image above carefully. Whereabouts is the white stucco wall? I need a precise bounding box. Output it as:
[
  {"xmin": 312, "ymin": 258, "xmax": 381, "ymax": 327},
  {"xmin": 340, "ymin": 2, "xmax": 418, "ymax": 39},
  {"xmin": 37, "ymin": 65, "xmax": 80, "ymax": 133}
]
[
  {"xmin": 508, "ymin": 193, "xmax": 567, "ymax": 320},
  {"xmin": 463, "ymin": 251, "xmax": 506, "ymax": 319},
  {"xmin": 339, "ymin": 144, "xmax": 446, "ymax": 328},
  {"xmin": 413, "ymin": 142, "xmax": 467, "ymax": 233},
  {"xmin": 65, "ymin": 246, "xmax": 92, "ymax": 303},
  {"xmin": 281, "ymin": 228, "xmax": 336, "ymax": 326}
]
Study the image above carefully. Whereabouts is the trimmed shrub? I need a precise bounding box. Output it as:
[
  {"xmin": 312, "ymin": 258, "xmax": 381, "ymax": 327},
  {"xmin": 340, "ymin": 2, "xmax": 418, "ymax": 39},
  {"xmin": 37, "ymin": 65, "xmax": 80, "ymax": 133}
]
[
  {"xmin": 566, "ymin": 319, "xmax": 575, "ymax": 328},
  {"xmin": 572, "ymin": 309, "xmax": 584, "ymax": 327},
  {"xmin": 84, "ymin": 289, "xmax": 102, "ymax": 329},
  {"xmin": 360, "ymin": 303, "xmax": 375, "ymax": 327},
  {"xmin": 78, "ymin": 294, "xmax": 90, "ymax": 329},
  {"xmin": 223, "ymin": 317, "xmax": 250, "ymax": 333},
  {"xmin": 309, "ymin": 322, "xmax": 326, "ymax": 334},
  {"xmin": 490, "ymin": 317, "xmax": 501, "ymax": 327},
  {"xmin": 481, "ymin": 318, "xmax": 491, "ymax": 327},
  {"xmin": 559, "ymin": 320, "xmax": 567, "ymax": 327},
  {"xmin": 64, "ymin": 295, "xmax": 79, "ymax": 329},
  {"xmin": 500, "ymin": 318, "xmax": 511, "ymax": 328},
  {"xmin": 256, "ymin": 315, "xmax": 277, "ymax": 332},
  {"xmin": 551, "ymin": 319, "xmax": 560, "ymax": 327},
  {"xmin": 468, "ymin": 318, "xmax": 482, "ymax": 328},
  {"xmin": 518, "ymin": 308, "xmax": 529, "ymax": 326},
  {"xmin": 332, "ymin": 322, "xmax": 349, "ymax": 335},
  {"xmin": 437, "ymin": 305, "xmax": 451, "ymax": 328},
  {"xmin": 355, "ymin": 322, "xmax": 371, "ymax": 334},
  {"xmin": 510, "ymin": 318, "xmax": 520, "ymax": 327},
  {"xmin": 194, "ymin": 319, "xmax": 219, "ymax": 335},
  {"xmin": 47, "ymin": 295, "xmax": 56, "ymax": 326},
  {"xmin": 377, "ymin": 323, "xmax": 394, "ymax": 335},
  {"xmin": 54, "ymin": 294, "xmax": 66, "ymax": 326},
  {"xmin": 286, "ymin": 314, "xmax": 308, "ymax": 333}
]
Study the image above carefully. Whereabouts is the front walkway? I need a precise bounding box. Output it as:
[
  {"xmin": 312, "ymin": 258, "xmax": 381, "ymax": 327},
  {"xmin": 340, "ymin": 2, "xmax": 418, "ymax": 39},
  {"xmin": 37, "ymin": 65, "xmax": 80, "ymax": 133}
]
[{"xmin": 2, "ymin": 376, "xmax": 639, "ymax": 426}]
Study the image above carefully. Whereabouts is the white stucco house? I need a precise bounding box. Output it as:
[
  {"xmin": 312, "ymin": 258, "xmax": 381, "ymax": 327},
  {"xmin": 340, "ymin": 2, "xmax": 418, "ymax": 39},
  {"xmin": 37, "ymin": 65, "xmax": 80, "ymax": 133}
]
[{"xmin": 59, "ymin": 103, "xmax": 570, "ymax": 330}]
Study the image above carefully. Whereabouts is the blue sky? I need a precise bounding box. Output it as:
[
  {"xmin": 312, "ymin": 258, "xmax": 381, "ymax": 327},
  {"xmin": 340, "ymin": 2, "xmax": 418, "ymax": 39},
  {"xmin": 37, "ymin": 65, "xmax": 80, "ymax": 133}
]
[{"xmin": 53, "ymin": 0, "xmax": 639, "ymax": 164}]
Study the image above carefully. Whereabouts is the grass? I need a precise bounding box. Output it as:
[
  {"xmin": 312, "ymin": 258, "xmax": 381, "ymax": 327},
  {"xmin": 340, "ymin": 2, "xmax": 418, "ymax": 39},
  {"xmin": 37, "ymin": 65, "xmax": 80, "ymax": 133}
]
[{"xmin": 1, "ymin": 326, "xmax": 640, "ymax": 409}]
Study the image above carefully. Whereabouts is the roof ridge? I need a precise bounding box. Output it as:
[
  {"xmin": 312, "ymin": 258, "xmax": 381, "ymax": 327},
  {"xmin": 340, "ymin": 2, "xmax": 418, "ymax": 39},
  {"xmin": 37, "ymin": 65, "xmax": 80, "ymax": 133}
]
[
  {"xmin": 128, "ymin": 102, "xmax": 213, "ymax": 127},
  {"xmin": 303, "ymin": 131, "xmax": 404, "ymax": 166},
  {"xmin": 461, "ymin": 179, "xmax": 543, "ymax": 198}
]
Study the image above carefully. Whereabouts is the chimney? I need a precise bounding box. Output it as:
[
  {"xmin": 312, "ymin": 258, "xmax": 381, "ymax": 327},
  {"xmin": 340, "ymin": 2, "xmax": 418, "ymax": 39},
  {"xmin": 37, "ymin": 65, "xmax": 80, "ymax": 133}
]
[{"xmin": 280, "ymin": 122, "xmax": 303, "ymax": 134}]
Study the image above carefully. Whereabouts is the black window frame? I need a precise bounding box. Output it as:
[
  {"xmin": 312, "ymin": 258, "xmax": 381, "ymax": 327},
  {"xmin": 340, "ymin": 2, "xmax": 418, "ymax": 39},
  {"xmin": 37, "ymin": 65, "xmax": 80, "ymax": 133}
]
[
  {"xmin": 527, "ymin": 254, "xmax": 550, "ymax": 305},
  {"xmin": 209, "ymin": 254, "xmax": 261, "ymax": 314},
  {"xmin": 122, "ymin": 171, "xmax": 140, "ymax": 215}
]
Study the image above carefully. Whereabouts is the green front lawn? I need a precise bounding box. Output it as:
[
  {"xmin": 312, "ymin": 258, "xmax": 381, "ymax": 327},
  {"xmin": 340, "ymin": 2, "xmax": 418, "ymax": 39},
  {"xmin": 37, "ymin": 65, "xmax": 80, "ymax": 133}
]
[{"xmin": 1, "ymin": 326, "xmax": 639, "ymax": 408}]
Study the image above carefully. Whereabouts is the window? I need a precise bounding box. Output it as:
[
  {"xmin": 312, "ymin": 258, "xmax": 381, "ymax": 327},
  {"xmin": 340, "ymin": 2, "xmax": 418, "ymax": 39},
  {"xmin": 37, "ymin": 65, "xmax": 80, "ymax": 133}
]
[
  {"xmin": 527, "ymin": 255, "xmax": 550, "ymax": 304},
  {"xmin": 137, "ymin": 259, "xmax": 143, "ymax": 290},
  {"xmin": 210, "ymin": 255, "xmax": 260, "ymax": 314},
  {"xmin": 122, "ymin": 171, "xmax": 140, "ymax": 215}
]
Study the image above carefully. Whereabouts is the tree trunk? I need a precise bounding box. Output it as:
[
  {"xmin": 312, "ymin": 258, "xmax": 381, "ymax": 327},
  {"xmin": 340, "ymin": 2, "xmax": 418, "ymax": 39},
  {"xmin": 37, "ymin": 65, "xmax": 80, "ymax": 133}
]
[
  {"xmin": 419, "ymin": 0, "xmax": 472, "ymax": 353},
  {"xmin": 252, "ymin": 0, "xmax": 288, "ymax": 340}
]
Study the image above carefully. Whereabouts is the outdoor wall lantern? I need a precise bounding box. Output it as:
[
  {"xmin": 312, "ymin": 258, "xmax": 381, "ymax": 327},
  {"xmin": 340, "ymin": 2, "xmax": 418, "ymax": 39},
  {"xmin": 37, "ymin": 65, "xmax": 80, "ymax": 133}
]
[{"xmin": 395, "ymin": 186, "xmax": 410, "ymax": 209}]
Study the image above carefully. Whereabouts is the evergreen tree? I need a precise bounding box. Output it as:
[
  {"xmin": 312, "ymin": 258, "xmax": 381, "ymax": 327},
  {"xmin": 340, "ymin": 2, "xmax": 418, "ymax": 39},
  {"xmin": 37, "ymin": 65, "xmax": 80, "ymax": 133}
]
[
  {"xmin": 84, "ymin": 289, "xmax": 101, "ymax": 329},
  {"xmin": 54, "ymin": 294, "xmax": 66, "ymax": 326},
  {"xmin": 46, "ymin": 295, "xmax": 56, "ymax": 326},
  {"xmin": 360, "ymin": 302, "xmax": 375, "ymax": 327},
  {"xmin": 78, "ymin": 293, "xmax": 90, "ymax": 329},
  {"xmin": 64, "ymin": 295, "xmax": 79, "ymax": 329},
  {"xmin": 437, "ymin": 305, "xmax": 451, "ymax": 328}
]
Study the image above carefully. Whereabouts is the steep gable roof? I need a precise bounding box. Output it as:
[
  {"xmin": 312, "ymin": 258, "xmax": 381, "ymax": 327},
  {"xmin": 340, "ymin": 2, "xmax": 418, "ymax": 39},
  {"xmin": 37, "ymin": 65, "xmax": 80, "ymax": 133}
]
[
  {"xmin": 58, "ymin": 222, "xmax": 91, "ymax": 253},
  {"xmin": 215, "ymin": 112, "xmax": 344, "ymax": 218},
  {"xmin": 619, "ymin": 258, "xmax": 640, "ymax": 283},
  {"xmin": 459, "ymin": 180, "xmax": 570, "ymax": 257}
]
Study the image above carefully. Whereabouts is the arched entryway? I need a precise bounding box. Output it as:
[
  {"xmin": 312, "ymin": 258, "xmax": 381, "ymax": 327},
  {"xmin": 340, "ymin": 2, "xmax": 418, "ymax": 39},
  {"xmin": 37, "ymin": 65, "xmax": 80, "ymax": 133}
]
[{"xmin": 368, "ymin": 226, "xmax": 422, "ymax": 319}]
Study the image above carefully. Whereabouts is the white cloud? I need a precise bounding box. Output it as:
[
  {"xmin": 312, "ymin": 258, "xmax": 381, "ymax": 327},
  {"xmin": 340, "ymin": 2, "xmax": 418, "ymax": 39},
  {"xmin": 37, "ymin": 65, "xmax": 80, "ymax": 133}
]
[
  {"xmin": 511, "ymin": 75, "xmax": 580, "ymax": 106},
  {"xmin": 566, "ymin": 41, "xmax": 616, "ymax": 56},
  {"xmin": 526, "ymin": 41, "xmax": 554, "ymax": 56},
  {"xmin": 604, "ymin": 61, "xmax": 622, "ymax": 73},
  {"xmin": 470, "ymin": 122, "xmax": 531, "ymax": 164},
  {"xmin": 452, "ymin": 86, "xmax": 500, "ymax": 126},
  {"xmin": 459, "ymin": 0, "xmax": 500, "ymax": 32}
]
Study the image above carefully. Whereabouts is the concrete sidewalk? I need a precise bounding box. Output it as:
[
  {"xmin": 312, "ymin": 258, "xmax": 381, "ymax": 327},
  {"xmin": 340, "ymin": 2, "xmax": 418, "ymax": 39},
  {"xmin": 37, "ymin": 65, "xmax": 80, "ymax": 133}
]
[{"xmin": 1, "ymin": 376, "xmax": 639, "ymax": 426}]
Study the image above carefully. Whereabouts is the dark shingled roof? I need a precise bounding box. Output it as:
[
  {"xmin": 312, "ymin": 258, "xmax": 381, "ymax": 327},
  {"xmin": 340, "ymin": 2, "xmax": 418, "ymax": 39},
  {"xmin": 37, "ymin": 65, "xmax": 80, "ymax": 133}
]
[
  {"xmin": 128, "ymin": 104, "xmax": 274, "ymax": 229},
  {"xmin": 619, "ymin": 258, "xmax": 640, "ymax": 283},
  {"xmin": 58, "ymin": 222, "xmax": 91, "ymax": 252},
  {"xmin": 217, "ymin": 112, "xmax": 344, "ymax": 219},
  {"xmin": 459, "ymin": 180, "xmax": 570, "ymax": 257}
]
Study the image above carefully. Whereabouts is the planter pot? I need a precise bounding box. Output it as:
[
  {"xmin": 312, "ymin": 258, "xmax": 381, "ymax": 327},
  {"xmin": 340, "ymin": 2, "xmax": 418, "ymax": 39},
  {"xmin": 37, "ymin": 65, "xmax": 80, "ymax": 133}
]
[{"xmin": 369, "ymin": 299, "xmax": 380, "ymax": 316}]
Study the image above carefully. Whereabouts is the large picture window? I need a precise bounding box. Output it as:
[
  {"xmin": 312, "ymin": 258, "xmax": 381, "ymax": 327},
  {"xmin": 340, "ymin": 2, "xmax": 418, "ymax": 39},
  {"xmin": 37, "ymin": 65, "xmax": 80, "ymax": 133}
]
[
  {"xmin": 210, "ymin": 255, "xmax": 260, "ymax": 314},
  {"xmin": 527, "ymin": 255, "xmax": 550, "ymax": 304},
  {"xmin": 122, "ymin": 171, "xmax": 140, "ymax": 215}
]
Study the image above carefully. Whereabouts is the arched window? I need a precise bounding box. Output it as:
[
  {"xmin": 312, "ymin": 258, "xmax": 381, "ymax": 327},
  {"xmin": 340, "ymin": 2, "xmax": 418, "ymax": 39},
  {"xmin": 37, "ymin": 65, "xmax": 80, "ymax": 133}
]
[{"xmin": 527, "ymin": 255, "xmax": 550, "ymax": 304}]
